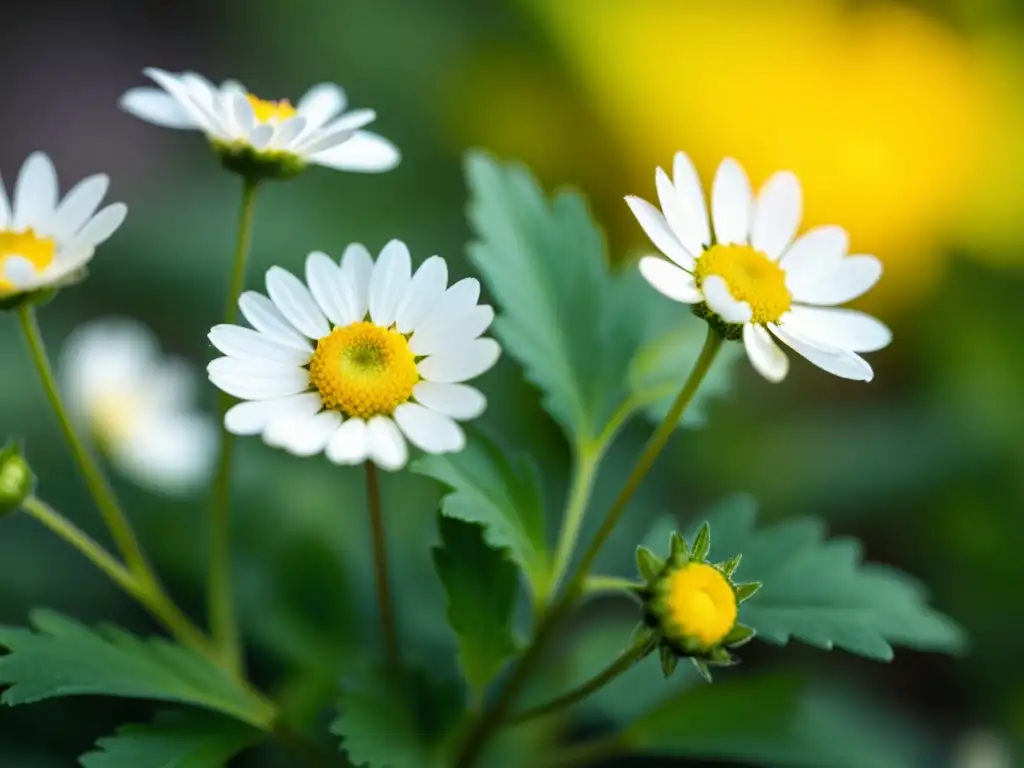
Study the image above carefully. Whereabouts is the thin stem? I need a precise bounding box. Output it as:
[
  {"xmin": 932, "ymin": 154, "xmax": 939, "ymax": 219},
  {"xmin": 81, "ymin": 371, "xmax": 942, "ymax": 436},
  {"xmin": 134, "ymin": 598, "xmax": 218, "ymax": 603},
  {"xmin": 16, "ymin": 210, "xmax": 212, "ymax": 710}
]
[
  {"xmin": 549, "ymin": 451, "xmax": 600, "ymax": 596},
  {"xmin": 454, "ymin": 326, "xmax": 723, "ymax": 768},
  {"xmin": 207, "ymin": 177, "xmax": 260, "ymax": 674},
  {"xmin": 581, "ymin": 575, "xmax": 643, "ymax": 595},
  {"xmin": 365, "ymin": 461, "xmax": 399, "ymax": 668},
  {"xmin": 17, "ymin": 306, "xmax": 150, "ymax": 576},
  {"xmin": 506, "ymin": 640, "xmax": 653, "ymax": 727},
  {"xmin": 542, "ymin": 738, "xmax": 626, "ymax": 768}
]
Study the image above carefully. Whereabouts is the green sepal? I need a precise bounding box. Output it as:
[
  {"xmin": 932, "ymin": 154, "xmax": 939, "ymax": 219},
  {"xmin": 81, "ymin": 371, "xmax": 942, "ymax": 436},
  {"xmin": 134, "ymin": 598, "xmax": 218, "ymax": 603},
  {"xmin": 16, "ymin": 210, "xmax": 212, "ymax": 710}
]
[
  {"xmin": 709, "ymin": 647, "xmax": 739, "ymax": 667},
  {"xmin": 690, "ymin": 523, "xmax": 711, "ymax": 561},
  {"xmin": 718, "ymin": 554, "xmax": 742, "ymax": 577},
  {"xmin": 214, "ymin": 142, "xmax": 305, "ymax": 182},
  {"xmin": 0, "ymin": 268, "xmax": 85, "ymax": 312},
  {"xmin": 668, "ymin": 531, "xmax": 688, "ymax": 565},
  {"xmin": 723, "ymin": 623, "xmax": 756, "ymax": 648},
  {"xmin": 636, "ymin": 546, "xmax": 665, "ymax": 584},
  {"xmin": 0, "ymin": 442, "xmax": 34, "ymax": 516},
  {"xmin": 629, "ymin": 623, "xmax": 657, "ymax": 651},
  {"xmin": 735, "ymin": 582, "xmax": 762, "ymax": 602},
  {"xmin": 691, "ymin": 658, "xmax": 713, "ymax": 683},
  {"xmin": 659, "ymin": 644, "xmax": 678, "ymax": 678}
]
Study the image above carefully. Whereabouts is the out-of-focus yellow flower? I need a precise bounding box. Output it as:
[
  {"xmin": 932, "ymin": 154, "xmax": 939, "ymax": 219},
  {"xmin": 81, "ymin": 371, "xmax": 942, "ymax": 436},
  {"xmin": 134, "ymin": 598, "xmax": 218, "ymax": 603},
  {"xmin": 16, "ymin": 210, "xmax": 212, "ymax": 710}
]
[{"xmin": 527, "ymin": 0, "xmax": 1001, "ymax": 314}]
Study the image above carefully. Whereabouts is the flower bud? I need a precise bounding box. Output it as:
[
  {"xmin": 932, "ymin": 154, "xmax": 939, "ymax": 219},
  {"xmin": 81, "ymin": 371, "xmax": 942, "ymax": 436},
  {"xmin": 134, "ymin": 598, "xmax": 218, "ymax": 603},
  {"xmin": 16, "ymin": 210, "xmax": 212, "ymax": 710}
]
[{"xmin": 0, "ymin": 443, "xmax": 34, "ymax": 516}]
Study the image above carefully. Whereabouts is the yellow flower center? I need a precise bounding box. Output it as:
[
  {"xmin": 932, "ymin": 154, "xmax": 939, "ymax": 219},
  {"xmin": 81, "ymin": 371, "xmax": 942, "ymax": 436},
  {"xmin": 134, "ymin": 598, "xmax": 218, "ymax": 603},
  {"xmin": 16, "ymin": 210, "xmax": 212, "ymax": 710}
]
[
  {"xmin": 308, "ymin": 321, "xmax": 419, "ymax": 419},
  {"xmin": 0, "ymin": 228, "xmax": 56, "ymax": 296},
  {"xmin": 664, "ymin": 562, "xmax": 738, "ymax": 650},
  {"xmin": 90, "ymin": 393, "xmax": 142, "ymax": 448},
  {"xmin": 693, "ymin": 244, "xmax": 791, "ymax": 324},
  {"xmin": 246, "ymin": 94, "xmax": 297, "ymax": 123}
]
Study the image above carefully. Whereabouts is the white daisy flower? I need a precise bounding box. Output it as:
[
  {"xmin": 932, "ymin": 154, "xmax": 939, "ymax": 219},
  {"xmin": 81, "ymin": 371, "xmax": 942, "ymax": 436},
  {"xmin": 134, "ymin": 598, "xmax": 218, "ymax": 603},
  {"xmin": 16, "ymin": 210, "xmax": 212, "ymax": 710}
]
[
  {"xmin": 119, "ymin": 68, "xmax": 400, "ymax": 176},
  {"xmin": 208, "ymin": 241, "xmax": 500, "ymax": 470},
  {"xmin": 0, "ymin": 152, "xmax": 126, "ymax": 303},
  {"xmin": 627, "ymin": 153, "xmax": 892, "ymax": 383},
  {"xmin": 61, "ymin": 318, "xmax": 218, "ymax": 495}
]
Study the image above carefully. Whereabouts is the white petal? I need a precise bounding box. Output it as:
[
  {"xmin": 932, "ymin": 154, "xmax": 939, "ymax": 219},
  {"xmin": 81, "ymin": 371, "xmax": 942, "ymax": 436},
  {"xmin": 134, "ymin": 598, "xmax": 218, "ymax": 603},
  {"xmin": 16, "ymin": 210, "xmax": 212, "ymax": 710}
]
[
  {"xmin": 624, "ymin": 195, "xmax": 694, "ymax": 270},
  {"xmin": 248, "ymin": 124, "xmax": 274, "ymax": 149},
  {"xmin": 271, "ymin": 410, "xmax": 342, "ymax": 457},
  {"xmin": 231, "ymin": 92, "xmax": 256, "ymax": 137},
  {"xmin": 781, "ymin": 306, "xmax": 892, "ymax": 353},
  {"xmin": 792, "ymin": 255, "xmax": 884, "ymax": 306},
  {"xmin": 413, "ymin": 382, "xmax": 486, "ymax": 420},
  {"xmin": 308, "ymin": 131, "xmax": 401, "ymax": 173},
  {"xmin": 208, "ymin": 362, "xmax": 311, "ymax": 400},
  {"xmin": 780, "ymin": 225, "xmax": 849, "ymax": 295},
  {"xmin": 338, "ymin": 243, "xmax": 374, "ymax": 323},
  {"xmin": 305, "ymin": 251, "xmax": 348, "ymax": 326},
  {"xmin": 208, "ymin": 324, "xmax": 311, "ymax": 365},
  {"xmin": 0, "ymin": 170, "xmax": 10, "ymax": 230},
  {"xmin": 394, "ymin": 403, "xmax": 465, "ymax": 454},
  {"xmin": 266, "ymin": 266, "xmax": 330, "ymax": 339},
  {"xmin": 224, "ymin": 392, "xmax": 323, "ymax": 435},
  {"xmin": 411, "ymin": 277, "xmax": 481, "ymax": 345},
  {"xmin": 2, "ymin": 256, "xmax": 40, "ymax": 290},
  {"xmin": 366, "ymin": 416, "xmax": 409, "ymax": 471},
  {"xmin": 13, "ymin": 152, "xmax": 58, "ymax": 231},
  {"xmin": 418, "ymin": 338, "xmax": 501, "ymax": 383},
  {"xmin": 770, "ymin": 324, "xmax": 874, "ymax": 381},
  {"xmin": 368, "ymin": 240, "xmax": 412, "ymax": 327},
  {"xmin": 68, "ymin": 203, "xmax": 127, "ymax": 249},
  {"xmin": 702, "ymin": 275, "xmax": 752, "ymax": 324},
  {"xmin": 269, "ymin": 117, "xmax": 307, "ymax": 149},
  {"xmin": 325, "ymin": 417, "xmax": 369, "ymax": 465},
  {"xmin": 672, "ymin": 151, "xmax": 710, "ymax": 249},
  {"xmin": 655, "ymin": 166, "xmax": 706, "ymax": 257},
  {"xmin": 395, "ymin": 255, "xmax": 448, "ymax": 333},
  {"xmin": 743, "ymin": 323, "xmax": 789, "ymax": 383},
  {"xmin": 297, "ymin": 83, "xmax": 347, "ymax": 128},
  {"xmin": 317, "ymin": 109, "xmax": 377, "ymax": 135},
  {"xmin": 143, "ymin": 69, "xmax": 217, "ymax": 135},
  {"xmin": 207, "ymin": 356, "xmax": 306, "ymax": 379},
  {"xmin": 49, "ymin": 175, "xmax": 110, "ymax": 241},
  {"xmin": 751, "ymin": 171, "xmax": 802, "ymax": 260},
  {"xmin": 294, "ymin": 125, "xmax": 355, "ymax": 156},
  {"xmin": 711, "ymin": 157, "xmax": 752, "ymax": 245},
  {"xmin": 409, "ymin": 305, "xmax": 494, "ymax": 357},
  {"xmin": 238, "ymin": 291, "xmax": 313, "ymax": 351},
  {"xmin": 119, "ymin": 87, "xmax": 197, "ymax": 129},
  {"xmin": 638, "ymin": 256, "xmax": 701, "ymax": 303}
]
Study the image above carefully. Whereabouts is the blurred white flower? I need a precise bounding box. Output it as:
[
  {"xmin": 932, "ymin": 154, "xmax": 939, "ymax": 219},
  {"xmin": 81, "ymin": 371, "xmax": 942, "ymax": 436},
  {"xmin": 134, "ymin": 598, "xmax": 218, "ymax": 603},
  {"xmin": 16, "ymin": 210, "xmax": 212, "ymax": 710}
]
[
  {"xmin": 628, "ymin": 152, "xmax": 892, "ymax": 383},
  {"xmin": 120, "ymin": 69, "xmax": 400, "ymax": 175},
  {"xmin": 62, "ymin": 319, "xmax": 217, "ymax": 495},
  {"xmin": 952, "ymin": 730, "xmax": 1014, "ymax": 768},
  {"xmin": 208, "ymin": 242, "xmax": 500, "ymax": 470},
  {"xmin": 0, "ymin": 152, "xmax": 126, "ymax": 301}
]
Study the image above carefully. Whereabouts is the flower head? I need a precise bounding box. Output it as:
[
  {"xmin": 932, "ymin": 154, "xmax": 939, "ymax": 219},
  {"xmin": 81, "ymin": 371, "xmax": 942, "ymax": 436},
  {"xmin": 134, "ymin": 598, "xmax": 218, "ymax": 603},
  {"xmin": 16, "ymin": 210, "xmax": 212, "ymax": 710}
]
[
  {"xmin": 0, "ymin": 443, "xmax": 34, "ymax": 517},
  {"xmin": 61, "ymin": 319, "xmax": 217, "ymax": 495},
  {"xmin": 208, "ymin": 242, "xmax": 500, "ymax": 470},
  {"xmin": 0, "ymin": 153, "xmax": 126, "ymax": 308},
  {"xmin": 628, "ymin": 153, "xmax": 892, "ymax": 382},
  {"xmin": 120, "ymin": 69, "xmax": 400, "ymax": 180},
  {"xmin": 637, "ymin": 524, "xmax": 760, "ymax": 681}
]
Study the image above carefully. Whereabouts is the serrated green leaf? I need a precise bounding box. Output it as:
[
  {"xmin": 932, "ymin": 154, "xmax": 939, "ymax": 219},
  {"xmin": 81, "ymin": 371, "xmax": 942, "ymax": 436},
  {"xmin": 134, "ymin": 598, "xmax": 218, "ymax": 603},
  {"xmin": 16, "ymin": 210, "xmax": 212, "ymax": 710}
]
[
  {"xmin": 78, "ymin": 710, "xmax": 261, "ymax": 768},
  {"xmin": 412, "ymin": 433, "xmax": 549, "ymax": 596},
  {"xmin": 432, "ymin": 516, "xmax": 519, "ymax": 698},
  {"xmin": 693, "ymin": 494, "xmax": 968, "ymax": 660},
  {"xmin": 0, "ymin": 610, "xmax": 272, "ymax": 727}
]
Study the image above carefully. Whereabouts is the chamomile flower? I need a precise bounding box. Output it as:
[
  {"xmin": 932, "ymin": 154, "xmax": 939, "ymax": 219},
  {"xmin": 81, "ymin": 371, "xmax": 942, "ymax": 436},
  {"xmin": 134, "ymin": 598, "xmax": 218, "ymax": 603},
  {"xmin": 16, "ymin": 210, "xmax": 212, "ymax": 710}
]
[
  {"xmin": 120, "ymin": 69, "xmax": 400, "ymax": 179},
  {"xmin": 208, "ymin": 241, "xmax": 500, "ymax": 470},
  {"xmin": 628, "ymin": 153, "xmax": 892, "ymax": 382},
  {"xmin": 61, "ymin": 319, "xmax": 217, "ymax": 495},
  {"xmin": 0, "ymin": 153, "xmax": 126, "ymax": 305}
]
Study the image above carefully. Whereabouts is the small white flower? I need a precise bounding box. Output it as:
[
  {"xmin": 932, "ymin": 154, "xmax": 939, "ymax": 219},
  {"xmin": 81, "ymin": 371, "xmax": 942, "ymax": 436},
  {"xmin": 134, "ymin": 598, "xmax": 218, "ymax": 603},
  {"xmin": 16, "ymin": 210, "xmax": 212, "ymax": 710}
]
[
  {"xmin": 120, "ymin": 69, "xmax": 400, "ymax": 174},
  {"xmin": 628, "ymin": 153, "xmax": 892, "ymax": 382},
  {"xmin": 62, "ymin": 319, "xmax": 217, "ymax": 495},
  {"xmin": 0, "ymin": 153, "xmax": 126, "ymax": 301},
  {"xmin": 208, "ymin": 241, "xmax": 500, "ymax": 470}
]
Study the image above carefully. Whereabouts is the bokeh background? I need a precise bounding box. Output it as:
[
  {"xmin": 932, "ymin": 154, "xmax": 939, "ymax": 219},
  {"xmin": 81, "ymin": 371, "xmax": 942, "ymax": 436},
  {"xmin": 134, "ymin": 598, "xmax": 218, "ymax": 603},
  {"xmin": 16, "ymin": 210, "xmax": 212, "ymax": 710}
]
[{"xmin": 1, "ymin": 0, "xmax": 1022, "ymax": 765}]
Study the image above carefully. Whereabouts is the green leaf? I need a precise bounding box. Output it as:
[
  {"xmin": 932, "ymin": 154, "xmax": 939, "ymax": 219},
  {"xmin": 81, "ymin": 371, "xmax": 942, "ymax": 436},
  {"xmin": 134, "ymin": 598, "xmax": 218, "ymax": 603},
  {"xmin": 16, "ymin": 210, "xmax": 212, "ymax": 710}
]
[
  {"xmin": 694, "ymin": 494, "xmax": 968, "ymax": 660},
  {"xmin": 331, "ymin": 666, "xmax": 463, "ymax": 768},
  {"xmin": 690, "ymin": 522, "xmax": 711, "ymax": 561},
  {"xmin": 79, "ymin": 710, "xmax": 261, "ymax": 768},
  {"xmin": 432, "ymin": 516, "xmax": 519, "ymax": 698},
  {"xmin": 412, "ymin": 433, "xmax": 548, "ymax": 596},
  {"xmin": 0, "ymin": 610, "xmax": 272, "ymax": 727}
]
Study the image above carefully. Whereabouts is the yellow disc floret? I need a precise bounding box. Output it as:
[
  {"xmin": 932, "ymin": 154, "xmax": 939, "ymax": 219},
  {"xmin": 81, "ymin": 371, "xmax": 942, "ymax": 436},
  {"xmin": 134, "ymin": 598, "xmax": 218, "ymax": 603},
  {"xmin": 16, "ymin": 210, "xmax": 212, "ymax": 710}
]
[
  {"xmin": 246, "ymin": 94, "xmax": 297, "ymax": 123},
  {"xmin": 693, "ymin": 243, "xmax": 791, "ymax": 325},
  {"xmin": 90, "ymin": 393, "xmax": 142, "ymax": 449},
  {"xmin": 309, "ymin": 322, "xmax": 419, "ymax": 419},
  {"xmin": 0, "ymin": 229, "xmax": 56, "ymax": 296},
  {"xmin": 663, "ymin": 562, "xmax": 738, "ymax": 650}
]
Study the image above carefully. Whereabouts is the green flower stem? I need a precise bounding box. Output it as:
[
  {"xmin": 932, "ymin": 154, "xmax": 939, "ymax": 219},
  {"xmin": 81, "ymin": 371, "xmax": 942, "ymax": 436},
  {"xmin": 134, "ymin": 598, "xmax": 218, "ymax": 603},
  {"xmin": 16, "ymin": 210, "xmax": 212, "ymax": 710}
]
[
  {"xmin": 365, "ymin": 461, "xmax": 399, "ymax": 668},
  {"xmin": 207, "ymin": 177, "xmax": 260, "ymax": 674},
  {"xmin": 548, "ymin": 450, "xmax": 600, "ymax": 598},
  {"xmin": 17, "ymin": 306, "xmax": 151, "ymax": 577},
  {"xmin": 454, "ymin": 325, "xmax": 723, "ymax": 768},
  {"xmin": 581, "ymin": 575, "xmax": 644, "ymax": 595},
  {"xmin": 542, "ymin": 738, "xmax": 626, "ymax": 768},
  {"xmin": 505, "ymin": 637, "xmax": 654, "ymax": 727}
]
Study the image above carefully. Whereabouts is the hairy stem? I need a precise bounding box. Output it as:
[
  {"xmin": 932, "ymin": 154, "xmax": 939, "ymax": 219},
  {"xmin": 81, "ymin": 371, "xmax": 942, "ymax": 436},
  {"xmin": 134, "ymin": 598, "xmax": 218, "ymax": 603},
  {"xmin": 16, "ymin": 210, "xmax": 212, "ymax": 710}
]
[{"xmin": 365, "ymin": 461, "xmax": 399, "ymax": 668}]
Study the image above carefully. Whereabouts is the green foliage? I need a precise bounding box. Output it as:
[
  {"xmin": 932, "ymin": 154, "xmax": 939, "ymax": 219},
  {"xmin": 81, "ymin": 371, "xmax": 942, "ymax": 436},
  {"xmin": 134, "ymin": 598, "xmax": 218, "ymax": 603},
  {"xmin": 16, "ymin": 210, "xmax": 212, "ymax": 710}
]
[
  {"xmin": 78, "ymin": 710, "xmax": 261, "ymax": 768},
  {"xmin": 413, "ymin": 433, "xmax": 549, "ymax": 596},
  {"xmin": 433, "ymin": 516, "xmax": 519, "ymax": 699},
  {"xmin": 0, "ymin": 611, "xmax": 272, "ymax": 727},
  {"xmin": 692, "ymin": 495, "xmax": 968, "ymax": 660}
]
